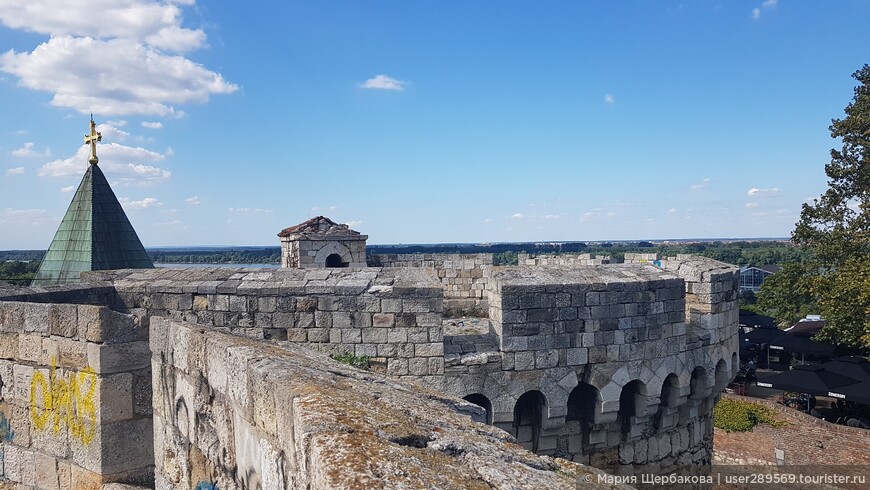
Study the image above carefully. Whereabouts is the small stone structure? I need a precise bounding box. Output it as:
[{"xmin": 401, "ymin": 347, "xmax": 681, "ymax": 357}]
[
  {"xmin": 0, "ymin": 247, "xmax": 739, "ymax": 488},
  {"xmin": 277, "ymin": 216, "xmax": 367, "ymax": 269}
]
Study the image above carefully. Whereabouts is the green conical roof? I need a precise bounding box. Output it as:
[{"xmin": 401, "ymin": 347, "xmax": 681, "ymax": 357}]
[{"xmin": 31, "ymin": 164, "xmax": 154, "ymax": 286}]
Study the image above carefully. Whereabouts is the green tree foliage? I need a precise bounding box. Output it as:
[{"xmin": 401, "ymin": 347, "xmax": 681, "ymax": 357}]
[
  {"xmin": 789, "ymin": 65, "xmax": 870, "ymax": 348},
  {"xmin": 757, "ymin": 263, "xmax": 818, "ymax": 327},
  {"xmin": 0, "ymin": 260, "xmax": 41, "ymax": 286}
]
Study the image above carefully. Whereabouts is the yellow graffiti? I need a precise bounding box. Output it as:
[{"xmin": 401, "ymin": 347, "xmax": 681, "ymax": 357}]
[{"xmin": 29, "ymin": 357, "xmax": 98, "ymax": 445}]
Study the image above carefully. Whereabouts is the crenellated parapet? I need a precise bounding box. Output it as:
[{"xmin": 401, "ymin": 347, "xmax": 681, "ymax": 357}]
[{"xmin": 0, "ymin": 252, "xmax": 739, "ymax": 487}]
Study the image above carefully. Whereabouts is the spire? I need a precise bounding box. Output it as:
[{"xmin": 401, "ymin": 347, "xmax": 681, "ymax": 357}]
[
  {"xmin": 31, "ymin": 117, "xmax": 153, "ymax": 286},
  {"xmin": 85, "ymin": 114, "xmax": 102, "ymax": 165}
]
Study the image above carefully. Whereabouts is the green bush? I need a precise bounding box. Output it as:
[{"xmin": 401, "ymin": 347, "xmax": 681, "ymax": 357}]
[
  {"xmin": 330, "ymin": 352, "xmax": 370, "ymax": 370},
  {"xmin": 713, "ymin": 398, "xmax": 784, "ymax": 432}
]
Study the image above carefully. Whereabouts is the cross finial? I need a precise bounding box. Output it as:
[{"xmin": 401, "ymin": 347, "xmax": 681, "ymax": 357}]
[{"xmin": 84, "ymin": 115, "xmax": 102, "ymax": 165}]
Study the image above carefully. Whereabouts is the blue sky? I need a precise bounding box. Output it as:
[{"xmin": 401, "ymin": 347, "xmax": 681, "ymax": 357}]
[{"xmin": 1, "ymin": 1, "xmax": 868, "ymax": 249}]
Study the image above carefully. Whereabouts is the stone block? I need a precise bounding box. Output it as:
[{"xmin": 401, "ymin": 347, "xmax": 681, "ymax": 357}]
[
  {"xmin": 414, "ymin": 342, "xmax": 443, "ymax": 357},
  {"xmin": 18, "ymin": 333, "xmax": 43, "ymax": 363},
  {"xmin": 307, "ymin": 328, "xmax": 329, "ymax": 343},
  {"xmin": 355, "ymin": 343, "xmax": 377, "ymax": 357},
  {"xmin": 535, "ymin": 350, "xmax": 559, "ymax": 369},
  {"xmin": 0, "ymin": 332, "xmax": 18, "ymax": 360},
  {"xmin": 86, "ymin": 341, "xmax": 150, "ymax": 374},
  {"xmin": 98, "ymin": 372, "xmax": 134, "ymax": 424},
  {"xmin": 286, "ymin": 328, "xmax": 307, "ymax": 342},
  {"xmin": 566, "ymin": 347, "xmax": 588, "ymax": 366},
  {"xmin": 372, "ymin": 313, "xmax": 395, "ymax": 328},
  {"xmin": 361, "ymin": 328, "xmax": 388, "ymax": 344},
  {"xmin": 48, "ymin": 304, "xmax": 78, "ymax": 338},
  {"xmin": 515, "ymin": 351, "xmax": 535, "ymax": 371},
  {"xmin": 408, "ymin": 358, "xmax": 429, "ymax": 376},
  {"xmin": 314, "ymin": 311, "xmax": 333, "ymax": 329},
  {"xmin": 341, "ymin": 329, "xmax": 362, "ymax": 344}
]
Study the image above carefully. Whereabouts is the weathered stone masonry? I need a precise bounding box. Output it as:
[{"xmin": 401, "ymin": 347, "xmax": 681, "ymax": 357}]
[
  {"xmin": 0, "ymin": 299, "xmax": 153, "ymax": 488},
  {"xmin": 0, "ymin": 253, "xmax": 738, "ymax": 488},
  {"xmin": 368, "ymin": 253, "xmax": 492, "ymax": 315}
]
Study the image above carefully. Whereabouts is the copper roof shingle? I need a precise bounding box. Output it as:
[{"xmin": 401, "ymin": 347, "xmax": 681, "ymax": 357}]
[{"xmin": 31, "ymin": 164, "xmax": 153, "ymax": 286}]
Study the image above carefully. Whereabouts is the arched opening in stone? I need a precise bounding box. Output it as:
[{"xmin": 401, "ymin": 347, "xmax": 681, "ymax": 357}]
[
  {"xmin": 325, "ymin": 253, "xmax": 348, "ymax": 268},
  {"xmin": 463, "ymin": 394, "xmax": 493, "ymax": 425},
  {"xmin": 618, "ymin": 380, "xmax": 644, "ymax": 441},
  {"xmin": 689, "ymin": 366, "xmax": 708, "ymax": 399},
  {"xmin": 660, "ymin": 373, "xmax": 680, "ymax": 408},
  {"xmin": 714, "ymin": 358, "xmax": 730, "ymax": 392},
  {"xmin": 566, "ymin": 382, "xmax": 598, "ymax": 450},
  {"xmin": 656, "ymin": 373, "xmax": 681, "ymax": 430},
  {"xmin": 513, "ymin": 390, "xmax": 546, "ymax": 453}
]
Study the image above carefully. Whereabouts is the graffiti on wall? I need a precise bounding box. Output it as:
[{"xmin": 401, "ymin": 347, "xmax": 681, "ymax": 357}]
[
  {"xmin": 0, "ymin": 411, "xmax": 14, "ymax": 442},
  {"xmin": 29, "ymin": 357, "xmax": 98, "ymax": 445}
]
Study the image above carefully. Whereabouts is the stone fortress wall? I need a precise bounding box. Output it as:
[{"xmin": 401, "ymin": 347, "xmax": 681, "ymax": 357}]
[
  {"xmin": 367, "ymin": 253, "xmax": 492, "ymax": 315},
  {"xmin": 0, "ymin": 251, "xmax": 738, "ymax": 488},
  {"xmin": 518, "ymin": 253, "xmax": 612, "ymax": 266},
  {"xmin": 0, "ymin": 299, "xmax": 153, "ymax": 488}
]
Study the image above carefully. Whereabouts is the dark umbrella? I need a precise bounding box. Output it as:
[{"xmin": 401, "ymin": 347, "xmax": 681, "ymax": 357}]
[
  {"xmin": 828, "ymin": 380, "xmax": 870, "ymax": 405},
  {"xmin": 820, "ymin": 356, "xmax": 870, "ymax": 383},
  {"xmin": 769, "ymin": 333, "xmax": 836, "ymax": 357},
  {"xmin": 744, "ymin": 326, "xmax": 784, "ymax": 344},
  {"xmin": 756, "ymin": 364, "xmax": 860, "ymax": 397}
]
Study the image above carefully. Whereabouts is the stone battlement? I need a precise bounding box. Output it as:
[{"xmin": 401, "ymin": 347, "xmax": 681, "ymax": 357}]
[{"xmin": 0, "ymin": 252, "xmax": 739, "ymax": 488}]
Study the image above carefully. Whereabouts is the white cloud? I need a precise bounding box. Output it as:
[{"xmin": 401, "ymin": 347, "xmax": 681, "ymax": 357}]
[
  {"xmin": 579, "ymin": 208, "xmax": 617, "ymax": 222},
  {"xmin": 604, "ymin": 94, "xmax": 615, "ymax": 104},
  {"xmin": 11, "ymin": 142, "xmax": 50, "ymax": 157},
  {"xmin": 105, "ymin": 119, "xmax": 127, "ymax": 127},
  {"xmin": 6, "ymin": 166, "xmax": 25, "ymax": 175},
  {"xmin": 185, "ymin": 195, "xmax": 201, "ymax": 205},
  {"xmin": 690, "ymin": 178, "xmax": 711, "ymax": 190},
  {"xmin": 1, "ymin": 37, "xmax": 238, "ymax": 116},
  {"xmin": 0, "ymin": 207, "xmax": 53, "ymax": 225},
  {"xmin": 60, "ymin": 185, "xmax": 75, "ymax": 192},
  {"xmin": 668, "ymin": 208, "xmax": 678, "ymax": 213},
  {"xmin": 745, "ymin": 202, "xmax": 759, "ymax": 208},
  {"xmin": 39, "ymin": 142, "xmax": 171, "ymax": 184},
  {"xmin": 542, "ymin": 214, "xmax": 561, "ymax": 221},
  {"xmin": 361, "ymin": 74, "xmax": 406, "ymax": 91},
  {"xmin": 119, "ymin": 197, "xmax": 161, "ymax": 209},
  {"xmin": 97, "ymin": 123, "xmax": 130, "ymax": 141},
  {"xmin": 747, "ymin": 187, "xmax": 781, "ymax": 197},
  {"xmin": 751, "ymin": 0, "xmax": 777, "ymax": 20},
  {"xmin": 511, "ymin": 213, "xmax": 524, "ymax": 219},
  {"xmin": 0, "ymin": 1, "xmax": 237, "ymax": 117},
  {"xmin": 483, "ymin": 218, "xmax": 493, "ymax": 223},
  {"xmin": 0, "ymin": 1, "xmax": 199, "ymax": 43},
  {"xmin": 141, "ymin": 121, "xmax": 163, "ymax": 129},
  {"xmin": 345, "ymin": 220, "xmax": 363, "ymax": 228},
  {"xmin": 311, "ymin": 205, "xmax": 338, "ymax": 213}
]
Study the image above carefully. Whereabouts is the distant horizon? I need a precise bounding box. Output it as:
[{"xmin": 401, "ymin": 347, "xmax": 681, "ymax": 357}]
[{"xmin": 1, "ymin": 236, "xmax": 793, "ymax": 254}]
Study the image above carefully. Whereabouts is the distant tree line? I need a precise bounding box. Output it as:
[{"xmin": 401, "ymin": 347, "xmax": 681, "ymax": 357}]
[
  {"xmin": 0, "ymin": 260, "xmax": 40, "ymax": 286},
  {"xmin": 147, "ymin": 248, "xmax": 281, "ymax": 264}
]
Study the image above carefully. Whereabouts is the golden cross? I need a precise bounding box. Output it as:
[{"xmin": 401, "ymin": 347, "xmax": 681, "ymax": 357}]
[{"xmin": 84, "ymin": 114, "xmax": 102, "ymax": 165}]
